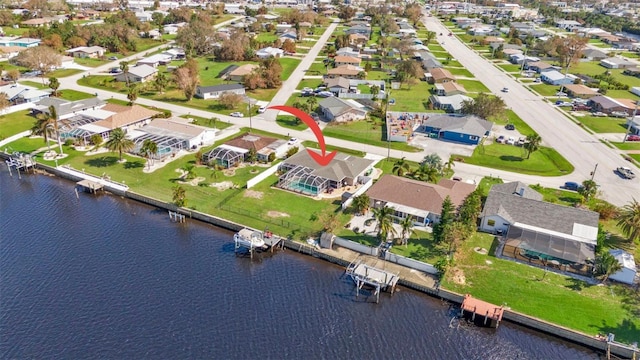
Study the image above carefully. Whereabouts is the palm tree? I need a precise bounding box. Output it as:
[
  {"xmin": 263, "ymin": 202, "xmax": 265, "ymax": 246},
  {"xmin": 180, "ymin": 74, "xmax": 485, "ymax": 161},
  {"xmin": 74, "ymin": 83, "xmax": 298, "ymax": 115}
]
[
  {"xmin": 119, "ymin": 61, "xmax": 130, "ymax": 86},
  {"xmin": 154, "ymin": 71, "xmax": 169, "ymax": 94},
  {"xmin": 595, "ymin": 251, "xmax": 623, "ymax": 284},
  {"xmin": 127, "ymin": 84, "xmax": 138, "ymax": 105},
  {"xmin": 392, "ymin": 157, "xmax": 411, "ymax": 177},
  {"xmin": 373, "ymin": 205, "xmax": 396, "ymax": 245},
  {"xmin": 399, "ymin": 216, "xmax": 415, "ymax": 246},
  {"xmin": 48, "ymin": 77, "xmax": 60, "ymax": 97},
  {"xmin": 172, "ymin": 185, "xmax": 186, "ymax": 207},
  {"xmin": 105, "ymin": 128, "xmax": 135, "ymax": 161},
  {"xmin": 181, "ymin": 164, "xmax": 197, "ymax": 180},
  {"xmin": 351, "ymin": 193, "xmax": 370, "ymax": 215},
  {"xmin": 445, "ymin": 156, "xmax": 455, "ymax": 173},
  {"xmin": 140, "ymin": 139, "xmax": 158, "ymax": 169},
  {"xmin": 32, "ymin": 105, "xmax": 63, "ymax": 155},
  {"xmin": 578, "ymin": 179, "xmax": 598, "ymax": 203},
  {"xmin": 414, "ymin": 163, "xmax": 439, "ymax": 183},
  {"xmin": 89, "ymin": 133, "xmax": 103, "ymax": 151},
  {"xmin": 524, "ymin": 134, "xmax": 542, "ymax": 159},
  {"xmin": 422, "ymin": 153, "xmax": 442, "ymax": 172},
  {"xmin": 616, "ymin": 198, "xmax": 640, "ymax": 243}
]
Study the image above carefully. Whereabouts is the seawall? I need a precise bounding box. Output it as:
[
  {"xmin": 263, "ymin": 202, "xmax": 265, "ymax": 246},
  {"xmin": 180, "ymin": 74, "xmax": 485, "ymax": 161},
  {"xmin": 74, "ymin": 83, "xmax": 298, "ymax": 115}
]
[{"xmin": 4, "ymin": 158, "xmax": 637, "ymax": 359}]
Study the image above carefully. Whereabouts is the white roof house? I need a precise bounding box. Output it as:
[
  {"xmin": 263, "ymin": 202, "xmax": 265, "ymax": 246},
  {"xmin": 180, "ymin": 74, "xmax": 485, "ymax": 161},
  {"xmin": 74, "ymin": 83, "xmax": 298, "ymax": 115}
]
[
  {"xmin": 608, "ymin": 249, "xmax": 637, "ymax": 284},
  {"xmin": 255, "ymin": 47, "xmax": 284, "ymax": 59}
]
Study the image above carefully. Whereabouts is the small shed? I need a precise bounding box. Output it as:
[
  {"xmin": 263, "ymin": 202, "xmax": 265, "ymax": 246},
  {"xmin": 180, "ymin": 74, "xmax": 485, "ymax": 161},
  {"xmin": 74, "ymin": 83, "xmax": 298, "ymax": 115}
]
[
  {"xmin": 320, "ymin": 232, "xmax": 335, "ymax": 249},
  {"xmin": 609, "ymin": 249, "xmax": 637, "ymax": 285}
]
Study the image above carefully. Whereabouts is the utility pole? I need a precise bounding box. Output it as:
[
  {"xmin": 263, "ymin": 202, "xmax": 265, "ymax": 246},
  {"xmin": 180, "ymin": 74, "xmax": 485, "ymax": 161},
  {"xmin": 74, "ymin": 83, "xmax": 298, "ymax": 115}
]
[
  {"xmin": 590, "ymin": 163, "xmax": 598, "ymax": 181},
  {"xmin": 623, "ymin": 100, "xmax": 639, "ymax": 143}
]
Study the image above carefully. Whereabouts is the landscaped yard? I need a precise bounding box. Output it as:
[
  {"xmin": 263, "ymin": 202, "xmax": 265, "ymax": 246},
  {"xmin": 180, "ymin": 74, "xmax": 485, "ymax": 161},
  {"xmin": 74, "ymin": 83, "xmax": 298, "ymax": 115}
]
[
  {"xmin": 456, "ymin": 79, "xmax": 490, "ymax": 93},
  {"xmin": 0, "ymin": 111, "xmax": 37, "ymax": 139},
  {"xmin": 498, "ymin": 64, "xmax": 522, "ymax": 73},
  {"xmin": 59, "ymin": 89, "xmax": 96, "ymax": 101},
  {"xmin": 446, "ymin": 67, "xmax": 474, "ymax": 78},
  {"xmin": 322, "ymin": 119, "xmax": 422, "ymax": 153},
  {"xmin": 47, "ymin": 69, "xmax": 83, "ymax": 78},
  {"xmin": 529, "ymin": 83, "xmax": 562, "ymax": 96},
  {"xmin": 611, "ymin": 141, "xmax": 640, "ymax": 151},
  {"xmin": 577, "ymin": 116, "xmax": 627, "ymax": 133},
  {"xmin": 454, "ymin": 144, "xmax": 574, "ymax": 176},
  {"xmin": 388, "ymin": 82, "xmax": 432, "ymax": 112},
  {"xmin": 442, "ymin": 233, "xmax": 640, "ymax": 344}
]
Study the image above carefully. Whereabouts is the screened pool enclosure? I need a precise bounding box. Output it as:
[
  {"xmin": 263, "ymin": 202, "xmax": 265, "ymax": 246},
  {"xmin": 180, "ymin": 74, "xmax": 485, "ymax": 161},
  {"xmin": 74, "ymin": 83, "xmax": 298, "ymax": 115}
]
[{"xmin": 277, "ymin": 165, "xmax": 330, "ymax": 196}]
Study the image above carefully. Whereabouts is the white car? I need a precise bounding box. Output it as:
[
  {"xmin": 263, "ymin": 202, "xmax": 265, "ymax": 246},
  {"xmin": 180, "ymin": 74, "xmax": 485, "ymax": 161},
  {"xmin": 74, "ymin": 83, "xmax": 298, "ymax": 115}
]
[
  {"xmin": 616, "ymin": 167, "xmax": 636, "ymax": 180},
  {"xmin": 230, "ymin": 112, "xmax": 243, "ymax": 117},
  {"xmin": 258, "ymin": 106, "xmax": 267, "ymax": 113},
  {"xmin": 506, "ymin": 137, "xmax": 516, "ymax": 145},
  {"xmin": 556, "ymin": 91, "xmax": 567, "ymax": 97},
  {"xmin": 288, "ymin": 138, "xmax": 298, "ymax": 145}
]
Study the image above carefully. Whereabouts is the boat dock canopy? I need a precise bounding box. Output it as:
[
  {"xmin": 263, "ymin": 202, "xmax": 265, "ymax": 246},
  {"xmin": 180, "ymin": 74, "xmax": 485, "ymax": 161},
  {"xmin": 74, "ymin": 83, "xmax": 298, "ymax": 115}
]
[{"xmin": 76, "ymin": 179, "xmax": 104, "ymax": 193}]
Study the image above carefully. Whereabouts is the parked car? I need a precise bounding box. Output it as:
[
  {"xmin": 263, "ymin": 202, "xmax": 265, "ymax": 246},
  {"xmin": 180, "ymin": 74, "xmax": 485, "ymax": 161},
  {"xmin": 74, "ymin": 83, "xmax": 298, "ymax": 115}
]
[
  {"xmin": 616, "ymin": 167, "xmax": 636, "ymax": 179},
  {"xmin": 555, "ymin": 100, "xmax": 572, "ymax": 107},
  {"xmin": 563, "ymin": 182, "xmax": 583, "ymax": 191},
  {"xmin": 592, "ymin": 112, "xmax": 607, "ymax": 117},
  {"xmin": 108, "ymin": 56, "xmax": 118, "ymax": 61},
  {"xmin": 288, "ymin": 138, "xmax": 298, "ymax": 145},
  {"xmin": 626, "ymin": 135, "xmax": 640, "ymax": 141},
  {"xmin": 501, "ymin": 87, "xmax": 509, "ymax": 93},
  {"xmin": 109, "ymin": 67, "xmax": 121, "ymax": 74},
  {"xmin": 316, "ymin": 91, "xmax": 333, "ymax": 98},
  {"xmin": 572, "ymin": 104, "xmax": 591, "ymax": 111},
  {"xmin": 611, "ymin": 111, "xmax": 628, "ymax": 118},
  {"xmin": 506, "ymin": 137, "xmax": 516, "ymax": 145},
  {"xmin": 516, "ymin": 137, "xmax": 526, "ymax": 146},
  {"xmin": 230, "ymin": 112, "xmax": 243, "ymax": 117},
  {"xmin": 533, "ymin": 78, "xmax": 541, "ymax": 83},
  {"xmin": 496, "ymin": 135, "xmax": 506, "ymax": 144},
  {"xmin": 555, "ymin": 91, "xmax": 567, "ymax": 97},
  {"xmin": 257, "ymin": 106, "xmax": 267, "ymax": 113},
  {"xmin": 505, "ymin": 123, "xmax": 515, "ymax": 130}
]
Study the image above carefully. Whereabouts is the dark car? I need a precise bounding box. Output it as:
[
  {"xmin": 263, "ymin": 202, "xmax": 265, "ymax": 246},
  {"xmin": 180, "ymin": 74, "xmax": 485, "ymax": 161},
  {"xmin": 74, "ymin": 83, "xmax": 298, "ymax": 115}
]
[
  {"xmin": 505, "ymin": 124, "xmax": 515, "ymax": 130},
  {"xmin": 563, "ymin": 182, "xmax": 582, "ymax": 191}
]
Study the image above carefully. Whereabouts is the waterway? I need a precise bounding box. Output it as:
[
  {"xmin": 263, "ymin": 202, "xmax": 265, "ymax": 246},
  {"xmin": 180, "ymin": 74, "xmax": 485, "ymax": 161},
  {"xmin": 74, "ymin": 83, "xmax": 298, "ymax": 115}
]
[{"xmin": 0, "ymin": 170, "xmax": 600, "ymax": 359}]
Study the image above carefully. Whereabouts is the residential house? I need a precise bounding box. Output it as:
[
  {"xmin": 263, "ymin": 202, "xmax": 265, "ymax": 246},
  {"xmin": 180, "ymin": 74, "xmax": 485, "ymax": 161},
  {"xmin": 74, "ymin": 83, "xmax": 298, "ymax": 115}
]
[
  {"xmin": 526, "ymin": 61, "xmax": 557, "ymax": 74},
  {"xmin": 65, "ymin": 46, "xmax": 106, "ymax": 59},
  {"xmin": 279, "ymin": 30, "xmax": 298, "ymax": 42},
  {"xmin": 319, "ymin": 97, "xmax": 368, "ymax": 122},
  {"xmin": 601, "ymin": 57, "xmax": 636, "ymax": 69},
  {"xmin": 162, "ymin": 48, "xmax": 186, "ymax": 60},
  {"xmin": 426, "ymin": 68, "xmax": 456, "ymax": 84},
  {"xmin": 420, "ymin": 114, "xmax": 493, "ymax": 145},
  {"xmin": 277, "ymin": 150, "xmax": 375, "ymax": 196},
  {"xmin": 135, "ymin": 11, "xmax": 153, "ymax": 22},
  {"xmin": 325, "ymin": 65, "xmax": 363, "ymax": 80},
  {"xmin": 194, "ymin": 84, "xmax": 245, "ymax": 100},
  {"xmin": 0, "ymin": 36, "xmax": 40, "ymax": 48},
  {"xmin": 0, "ymin": 46, "xmax": 25, "ymax": 59},
  {"xmin": 509, "ymin": 54, "xmax": 539, "ymax": 65},
  {"xmin": 608, "ymin": 249, "xmax": 636, "ymax": 285},
  {"xmin": 540, "ymin": 70, "xmax": 577, "ymax": 85},
  {"xmin": 366, "ymin": 175, "xmax": 476, "ymax": 226},
  {"xmin": 203, "ymin": 134, "xmax": 284, "ymax": 168},
  {"xmin": 334, "ymin": 56, "xmax": 362, "ymax": 67},
  {"xmin": 555, "ymin": 19, "xmax": 581, "ymax": 30},
  {"xmin": 581, "ymin": 48, "xmax": 607, "ymax": 61},
  {"xmin": 335, "ymin": 47, "xmax": 361, "ymax": 58},
  {"xmin": 349, "ymin": 33, "xmax": 368, "ymax": 46},
  {"xmin": 256, "ymin": 47, "xmax": 284, "ymax": 59},
  {"xmin": 64, "ymin": 104, "xmax": 160, "ymax": 143},
  {"xmin": 480, "ymin": 181, "xmax": 599, "ymax": 276},
  {"xmin": 20, "ymin": 18, "xmax": 52, "ymax": 27},
  {"xmin": 227, "ymin": 64, "xmax": 258, "ymax": 82},
  {"xmin": 113, "ymin": 65, "xmax": 158, "ymax": 83},
  {"xmin": 589, "ymin": 95, "xmax": 636, "ymax": 116},
  {"xmin": 137, "ymin": 53, "xmax": 172, "ymax": 67},
  {"xmin": 623, "ymin": 67, "xmax": 640, "ymax": 78},
  {"xmin": 33, "ymin": 97, "xmax": 106, "ymax": 120},
  {"xmin": 325, "ymin": 77, "xmax": 351, "ymax": 94},
  {"xmin": 420, "ymin": 52, "xmax": 442, "ymax": 70},
  {"xmin": 434, "ymin": 82, "xmax": 467, "ymax": 96},
  {"xmin": 428, "ymin": 94, "xmax": 472, "ymax": 113},
  {"xmin": 564, "ymin": 84, "xmax": 599, "ymax": 99},
  {"xmin": 275, "ymin": 23, "xmax": 293, "ymax": 34},
  {"xmin": 345, "ymin": 24, "xmax": 371, "ymax": 38},
  {"xmin": 0, "ymin": 83, "xmax": 51, "ymax": 105},
  {"xmin": 130, "ymin": 118, "xmax": 217, "ymax": 158}
]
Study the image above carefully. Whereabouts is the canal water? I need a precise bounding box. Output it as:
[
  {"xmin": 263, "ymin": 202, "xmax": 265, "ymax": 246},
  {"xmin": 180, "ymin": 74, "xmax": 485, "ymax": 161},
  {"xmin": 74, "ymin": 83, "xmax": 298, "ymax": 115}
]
[{"xmin": 0, "ymin": 170, "xmax": 599, "ymax": 359}]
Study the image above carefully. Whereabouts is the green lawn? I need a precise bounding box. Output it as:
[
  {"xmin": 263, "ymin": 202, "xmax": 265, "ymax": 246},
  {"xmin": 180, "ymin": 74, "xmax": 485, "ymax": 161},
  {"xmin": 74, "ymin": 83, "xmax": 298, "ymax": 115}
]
[
  {"xmin": 19, "ymin": 80, "xmax": 47, "ymax": 89},
  {"xmin": 477, "ymin": 176, "xmax": 503, "ymax": 197},
  {"xmin": 0, "ymin": 111, "xmax": 36, "ymax": 139},
  {"xmin": 446, "ymin": 67, "xmax": 474, "ymax": 77},
  {"xmin": 275, "ymin": 115, "xmax": 308, "ymax": 131},
  {"xmin": 498, "ymin": 64, "xmax": 522, "ymax": 73},
  {"xmin": 606, "ymin": 89, "xmax": 640, "ymax": 101},
  {"xmin": 529, "ymin": 83, "xmax": 561, "ymax": 96},
  {"xmin": 59, "ymin": 89, "xmax": 95, "ymax": 101},
  {"xmin": 296, "ymin": 79, "xmax": 323, "ymax": 90},
  {"xmin": 611, "ymin": 141, "xmax": 640, "ymax": 150},
  {"xmin": 529, "ymin": 184, "xmax": 582, "ymax": 206},
  {"xmin": 134, "ymin": 38, "xmax": 163, "ymax": 52},
  {"xmin": 455, "ymin": 144, "xmax": 574, "ymax": 176},
  {"xmin": 73, "ymin": 57, "xmax": 109, "ymax": 67},
  {"xmin": 47, "ymin": 68, "xmax": 83, "ymax": 78},
  {"xmin": 577, "ymin": 116, "xmax": 627, "ymax": 133},
  {"xmin": 388, "ymin": 82, "xmax": 432, "ymax": 113},
  {"xmin": 3, "ymin": 136, "xmax": 49, "ymax": 154},
  {"xmin": 307, "ymin": 61, "xmax": 327, "ymax": 74},
  {"xmin": 255, "ymin": 32, "xmax": 278, "ymax": 43},
  {"xmin": 321, "ymin": 119, "xmax": 422, "ymax": 153},
  {"xmin": 457, "ymin": 79, "xmax": 490, "ymax": 93},
  {"xmin": 630, "ymin": 154, "xmax": 640, "ymax": 163},
  {"xmin": 490, "ymin": 110, "xmax": 537, "ymax": 137},
  {"xmin": 180, "ymin": 114, "xmax": 234, "ymax": 130},
  {"xmin": 442, "ymin": 233, "xmax": 640, "ymax": 344}
]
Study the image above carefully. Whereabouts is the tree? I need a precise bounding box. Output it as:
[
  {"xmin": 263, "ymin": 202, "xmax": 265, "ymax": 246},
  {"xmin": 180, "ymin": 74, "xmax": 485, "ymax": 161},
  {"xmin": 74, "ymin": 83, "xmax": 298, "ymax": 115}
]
[
  {"xmin": 181, "ymin": 164, "xmax": 197, "ymax": 180},
  {"xmin": 414, "ymin": 163, "xmax": 438, "ymax": 183},
  {"xmin": 351, "ymin": 193, "xmax": 370, "ymax": 215},
  {"xmin": 552, "ymin": 35, "xmax": 589, "ymax": 70},
  {"xmin": 154, "ymin": 71, "xmax": 169, "ymax": 94},
  {"xmin": 399, "ymin": 216, "xmax": 415, "ymax": 246},
  {"xmin": 337, "ymin": 6, "xmax": 356, "ymax": 22},
  {"xmin": 282, "ymin": 39, "xmax": 296, "ymax": 53},
  {"xmin": 445, "ymin": 156, "xmax": 455, "ymax": 173},
  {"xmin": 433, "ymin": 196, "xmax": 454, "ymax": 244},
  {"xmin": 370, "ymin": 84, "xmax": 380, "ymax": 100},
  {"xmin": 119, "ymin": 61, "xmax": 130, "ymax": 86},
  {"xmin": 173, "ymin": 59, "xmax": 199, "ymax": 101},
  {"xmin": 595, "ymin": 251, "xmax": 622, "ymax": 284},
  {"xmin": 6, "ymin": 69, "xmax": 20, "ymax": 84},
  {"xmin": 404, "ymin": 3, "xmax": 422, "ymax": 26},
  {"xmin": 105, "ymin": 127, "xmax": 134, "ymax": 161},
  {"xmin": 126, "ymin": 84, "xmax": 138, "ymax": 105},
  {"xmin": 458, "ymin": 189, "xmax": 482, "ymax": 229},
  {"xmin": 305, "ymin": 96, "xmax": 317, "ymax": 112},
  {"xmin": 218, "ymin": 92, "xmax": 244, "ymax": 109},
  {"xmin": 176, "ymin": 14, "xmax": 215, "ymax": 57},
  {"xmin": 373, "ymin": 205, "xmax": 396, "ymax": 244},
  {"xmin": 392, "ymin": 157, "xmax": 410, "ymax": 176},
  {"xmin": 460, "ymin": 93, "xmax": 507, "ymax": 120},
  {"xmin": 172, "ymin": 185, "xmax": 187, "ymax": 207},
  {"xmin": 31, "ymin": 106, "xmax": 58, "ymax": 152},
  {"xmin": 616, "ymin": 198, "xmax": 640, "ymax": 243},
  {"xmin": 13, "ymin": 46, "xmax": 61, "ymax": 85},
  {"xmin": 0, "ymin": 93, "xmax": 9, "ymax": 114},
  {"xmin": 140, "ymin": 139, "xmax": 158, "ymax": 169},
  {"xmin": 422, "ymin": 153, "xmax": 443, "ymax": 173},
  {"xmin": 246, "ymin": 147, "xmax": 257, "ymax": 164},
  {"xmin": 578, "ymin": 179, "xmax": 598, "ymax": 203},
  {"xmin": 524, "ymin": 134, "xmax": 541, "ymax": 159},
  {"xmin": 213, "ymin": 29, "xmax": 251, "ymax": 61},
  {"xmin": 48, "ymin": 77, "xmax": 60, "ymax": 97}
]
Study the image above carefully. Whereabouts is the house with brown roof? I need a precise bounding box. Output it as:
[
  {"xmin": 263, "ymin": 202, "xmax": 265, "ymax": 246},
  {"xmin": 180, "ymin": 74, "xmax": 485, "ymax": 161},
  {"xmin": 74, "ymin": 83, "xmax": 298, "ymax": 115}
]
[
  {"xmin": 334, "ymin": 55, "xmax": 362, "ymax": 67},
  {"xmin": 426, "ymin": 68, "xmax": 456, "ymax": 84},
  {"xmin": 21, "ymin": 18, "xmax": 52, "ymax": 27},
  {"xmin": 434, "ymin": 82, "xmax": 467, "ymax": 96},
  {"xmin": 564, "ymin": 84, "xmax": 599, "ymax": 99},
  {"xmin": 366, "ymin": 175, "xmax": 476, "ymax": 226},
  {"xmin": 91, "ymin": 104, "xmax": 159, "ymax": 132},
  {"xmin": 227, "ymin": 64, "xmax": 258, "ymax": 82},
  {"xmin": 65, "ymin": 104, "xmax": 159, "ymax": 144},
  {"xmin": 589, "ymin": 95, "xmax": 636, "ymax": 116},
  {"xmin": 324, "ymin": 65, "xmax": 364, "ymax": 79},
  {"xmin": 201, "ymin": 133, "xmax": 287, "ymax": 167},
  {"xmin": 349, "ymin": 33, "xmax": 368, "ymax": 46},
  {"xmin": 525, "ymin": 61, "xmax": 556, "ymax": 74}
]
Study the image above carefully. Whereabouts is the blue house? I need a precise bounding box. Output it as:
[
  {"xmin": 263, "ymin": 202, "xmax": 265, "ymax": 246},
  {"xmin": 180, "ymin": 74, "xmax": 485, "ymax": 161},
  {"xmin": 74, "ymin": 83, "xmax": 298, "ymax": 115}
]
[
  {"xmin": 421, "ymin": 114, "xmax": 493, "ymax": 145},
  {"xmin": 540, "ymin": 70, "xmax": 577, "ymax": 86}
]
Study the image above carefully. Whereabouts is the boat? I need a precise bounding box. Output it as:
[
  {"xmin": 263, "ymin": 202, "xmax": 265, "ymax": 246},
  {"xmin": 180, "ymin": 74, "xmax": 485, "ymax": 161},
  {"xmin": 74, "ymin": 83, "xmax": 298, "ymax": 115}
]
[{"xmin": 233, "ymin": 228, "xmax": 266, "ymax": 249}]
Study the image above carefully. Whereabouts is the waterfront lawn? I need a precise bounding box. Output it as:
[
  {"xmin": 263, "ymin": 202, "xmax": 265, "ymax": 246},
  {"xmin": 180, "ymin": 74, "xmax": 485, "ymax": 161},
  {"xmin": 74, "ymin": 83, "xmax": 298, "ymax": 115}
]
[
  {"xmin": 456, "ymin": 79, "xmax": 490, "ymax": 93},
  {"xmin": 0, "ymin": 110, "xmax": 36, "ymax": 139},
  {"xmin": 390, "ymin": 230, "xmax": 444, "ymax": 264},
  {"xmin": 442, "ymin": 233, "xmax": 640, "ymax": 344},
  {"xmin": 454, "ymin": 144, "xmax": 574, "ymax": 176},
  {"xmin": 4, "ymin": 136, "xmax": 49, "ymax": 154},
  {"xmin": 578, "ymin": 116, "xmax": 627, "ymax": 133},
  {"xmin": 321, "ymin": 119, "xmax": 422, "ymax": 153}
]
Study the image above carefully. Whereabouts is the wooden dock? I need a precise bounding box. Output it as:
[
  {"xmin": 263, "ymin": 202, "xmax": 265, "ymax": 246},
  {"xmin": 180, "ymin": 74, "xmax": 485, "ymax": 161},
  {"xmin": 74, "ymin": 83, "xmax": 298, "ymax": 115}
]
[
  {"xmin": 460, "ymin": 294, "xmax": 504, "ymax": 328},
  {"xmin": 346, "ymin": 260, "xmax": 399, "ymax": 303},
  {"xmin": 76, "ymin": 179, "xmax": 104, "ymax": 194}
]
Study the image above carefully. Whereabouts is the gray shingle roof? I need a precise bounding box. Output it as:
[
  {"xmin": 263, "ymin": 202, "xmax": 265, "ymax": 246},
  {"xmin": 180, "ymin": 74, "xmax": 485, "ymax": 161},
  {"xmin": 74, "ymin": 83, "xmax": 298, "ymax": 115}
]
[
  {"xmin": 197, "ymin": 83, "xmax": 245, "ymax": 93},
  {"xmin": 319, "ymin": 96, "xmax": 362, "ymax": 117},
  {"xmin": 481, "ymin": 182, "xmax": 599, "ymax": 236},
  {"xmin": 423, "ymin": 114, "xmax": 493, "ymax": 137},
  {"xmin": 281, "ymin": 150, "xmax": 374, "ymax": 182}
]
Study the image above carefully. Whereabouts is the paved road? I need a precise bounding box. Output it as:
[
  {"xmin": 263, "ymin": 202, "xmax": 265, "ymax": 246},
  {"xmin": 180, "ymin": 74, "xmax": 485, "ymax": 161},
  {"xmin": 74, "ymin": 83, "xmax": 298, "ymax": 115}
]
[{"xmin": 423, "ymin": 15, "xmax": 639, "ymax": 206}]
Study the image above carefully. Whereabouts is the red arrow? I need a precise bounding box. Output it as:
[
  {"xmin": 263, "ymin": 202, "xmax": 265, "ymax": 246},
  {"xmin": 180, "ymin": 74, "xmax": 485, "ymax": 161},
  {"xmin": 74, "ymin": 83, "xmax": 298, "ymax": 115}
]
[{"xmin": 267, "ymin": 105, "xmax": 337, "ymax": 166}]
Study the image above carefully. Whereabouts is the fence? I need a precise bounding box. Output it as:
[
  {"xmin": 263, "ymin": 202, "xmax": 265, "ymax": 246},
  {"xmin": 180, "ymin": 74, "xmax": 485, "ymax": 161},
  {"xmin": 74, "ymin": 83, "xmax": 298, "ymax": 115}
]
[
  {"xmin": 333, "ymin": 236, "xmax": 379, "ymax": 256},
  {"xmin": 246, "ymin": 162, "xmax": 279, "ymax": 189},
  {"xmin": 341, "ymin": 177, "xmax": 373, "ymax": 210},
  {"xmin": 384, "ymin": 251, "xmax": 438, "ymax": 275}
]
